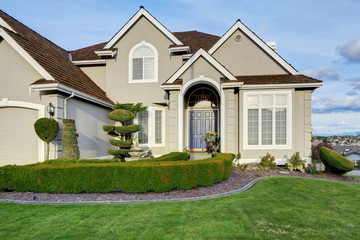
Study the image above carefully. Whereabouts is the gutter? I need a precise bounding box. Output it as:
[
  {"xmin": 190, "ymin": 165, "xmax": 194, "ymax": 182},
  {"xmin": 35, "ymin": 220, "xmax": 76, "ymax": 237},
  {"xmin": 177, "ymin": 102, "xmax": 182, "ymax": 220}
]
[
  {"xmin": 64, "ymin": 92, "xmax": 75, "ymax": 119},
  {"xmin": 30, "ymin": 83, "xmax": 113, "ymax": 108}
]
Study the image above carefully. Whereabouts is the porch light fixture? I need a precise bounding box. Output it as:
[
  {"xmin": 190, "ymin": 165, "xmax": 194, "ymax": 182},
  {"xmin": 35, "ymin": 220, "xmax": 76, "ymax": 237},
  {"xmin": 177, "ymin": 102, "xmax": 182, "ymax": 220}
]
[{"xmin": 47, "ymin": 102, "xmax": 55, "ymax": 117}]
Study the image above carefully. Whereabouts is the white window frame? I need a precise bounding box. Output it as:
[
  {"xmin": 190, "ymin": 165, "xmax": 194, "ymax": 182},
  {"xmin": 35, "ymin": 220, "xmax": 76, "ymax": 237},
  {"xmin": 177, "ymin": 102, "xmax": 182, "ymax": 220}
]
[
  {"xmin": 243, "ymin": 90, "xmax": 292, "ymax": 150},
  {"xmin": 128, "ymin": 41, "xmax": 158, "ymax": 83},
  {"xmin": 139, "ymin": 106, "xmax": 166, "ymax": 147}
]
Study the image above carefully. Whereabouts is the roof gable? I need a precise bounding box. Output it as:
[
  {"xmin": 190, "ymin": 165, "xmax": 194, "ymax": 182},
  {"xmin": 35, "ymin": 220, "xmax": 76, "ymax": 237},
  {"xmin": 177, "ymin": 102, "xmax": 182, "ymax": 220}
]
[
  {"xmin": 0, "ymin": 10, "xmax": 113, "ymax": 105},
  {"xmin": 165, "ymin": 48, "xmax": 236, "ymax": 84},
  {"xmin": 104, "ymin": 7, "xmax": 183, "ymax": 49},
  {"xmin": 208, "ymin": 20, "xmax": 298, "ymax": 75}
]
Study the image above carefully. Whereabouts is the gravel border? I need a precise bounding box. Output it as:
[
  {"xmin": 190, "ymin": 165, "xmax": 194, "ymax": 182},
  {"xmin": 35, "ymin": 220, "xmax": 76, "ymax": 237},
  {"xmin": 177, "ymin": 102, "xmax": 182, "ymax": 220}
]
[{"xmin": 1, "ymin": 169, "xmax": 359, "ymax": 205}]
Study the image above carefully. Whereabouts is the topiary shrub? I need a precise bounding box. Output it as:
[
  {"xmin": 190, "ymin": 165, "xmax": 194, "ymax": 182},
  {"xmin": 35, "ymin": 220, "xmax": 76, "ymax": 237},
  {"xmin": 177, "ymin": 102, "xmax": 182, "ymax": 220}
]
[
  {"xmin": 62, "ymin": 119, "xmax": 80, "ymax": 159},
  {"xmin": 34, "ymin": 118, "xmax": 59, "ymax": 160},
  {"xmin": 319, "ymin": 147, "xmax": 355, "ymax": 174},
  {"xmin": 104, "ymin": 108, "xmax": 140, "ymax": 162},
  {"xmin": 259, "ymin": 153, "xmax": 276, "ymax": 170}
]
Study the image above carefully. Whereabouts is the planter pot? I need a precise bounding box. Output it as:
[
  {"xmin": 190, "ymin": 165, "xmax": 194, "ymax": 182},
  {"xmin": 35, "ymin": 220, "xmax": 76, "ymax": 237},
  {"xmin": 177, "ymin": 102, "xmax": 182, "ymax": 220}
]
[{"xmin": 188, "ymin": 155, "xmax": 190, "ymax": 159}]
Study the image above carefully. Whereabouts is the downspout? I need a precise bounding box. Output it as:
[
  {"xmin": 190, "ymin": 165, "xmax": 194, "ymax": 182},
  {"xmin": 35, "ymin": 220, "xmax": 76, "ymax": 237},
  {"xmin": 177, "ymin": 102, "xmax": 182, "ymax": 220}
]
[{"xmin": 64, "ymin": 92, "xmax": 75, "ymax": 119}]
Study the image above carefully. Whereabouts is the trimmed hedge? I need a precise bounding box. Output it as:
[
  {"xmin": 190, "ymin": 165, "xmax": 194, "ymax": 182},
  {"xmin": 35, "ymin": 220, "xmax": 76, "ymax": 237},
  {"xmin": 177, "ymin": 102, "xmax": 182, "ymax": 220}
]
[
  {"xmin": 43, "ymin": 159, "xmax": 119, "ymax": 164},
  {"xmin": 114, "ymin": 125, "xmax": 141, "ymax": 134},
  {"xmin": 319, "ymin": 147, "xmax": 355, "ymax": 174},
  {"xmin": 109, "ymin": 139, "xmax": 132, "ymax": 147},
  {"xmin": 0, "ymin": 153, "xmax": 233, "ymax": 193},
  {"xmin": 34, "ymin": 118, "xmax": 59, "ymax": 144}
]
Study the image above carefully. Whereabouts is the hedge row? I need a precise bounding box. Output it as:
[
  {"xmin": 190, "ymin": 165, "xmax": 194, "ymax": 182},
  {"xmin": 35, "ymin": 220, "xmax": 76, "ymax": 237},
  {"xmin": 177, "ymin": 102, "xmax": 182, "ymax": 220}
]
[{"xmin": 0, "ymin": 153, "xmax": 233, "ymax": 193}]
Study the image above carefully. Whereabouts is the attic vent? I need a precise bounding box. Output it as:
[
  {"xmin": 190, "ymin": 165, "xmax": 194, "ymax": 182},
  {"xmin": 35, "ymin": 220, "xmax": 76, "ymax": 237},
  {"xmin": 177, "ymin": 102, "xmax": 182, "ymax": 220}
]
[{"xmin": 234, "ymin": 34, "xmax": 242, "ymax": 42}]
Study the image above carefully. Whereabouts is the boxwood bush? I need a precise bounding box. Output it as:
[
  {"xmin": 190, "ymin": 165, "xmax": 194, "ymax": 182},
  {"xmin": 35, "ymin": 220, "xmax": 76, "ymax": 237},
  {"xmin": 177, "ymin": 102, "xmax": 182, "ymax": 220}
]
[
  {"xmin": 0, "ymin": 153, "xmax": 233, "ymax": 193},
  {"xmin": 319, "ymin": 147, "xmax": 355, "ymax": 174}
]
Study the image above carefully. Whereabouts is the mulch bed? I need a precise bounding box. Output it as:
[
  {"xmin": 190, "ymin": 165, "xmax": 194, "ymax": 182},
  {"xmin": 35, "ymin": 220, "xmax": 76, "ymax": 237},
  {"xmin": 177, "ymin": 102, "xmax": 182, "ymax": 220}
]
[{"xmin": 0, "ymin": 166, "xmax": 359, "ymax": 204}]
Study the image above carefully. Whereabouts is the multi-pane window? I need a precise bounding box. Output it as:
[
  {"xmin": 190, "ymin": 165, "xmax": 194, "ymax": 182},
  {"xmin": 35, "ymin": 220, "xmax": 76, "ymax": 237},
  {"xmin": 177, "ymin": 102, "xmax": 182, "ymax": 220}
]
[
  {"xmin": 138, "ymin": 111, "xmax": 148, "ymax": 144},
  {"xmin": 138, "ymin": 108, "xmax": 165, "ymax": 146},
  {"xmin": 245, "ymin": 91, "xmax": 291, "ymax": 148},
  {"xmin": 155, "ymin": 110, "xmax": 162, "ymax": 144},
  {"xmin": 131, "ymin": 45, "xmax": 155, "ymax": 81}
]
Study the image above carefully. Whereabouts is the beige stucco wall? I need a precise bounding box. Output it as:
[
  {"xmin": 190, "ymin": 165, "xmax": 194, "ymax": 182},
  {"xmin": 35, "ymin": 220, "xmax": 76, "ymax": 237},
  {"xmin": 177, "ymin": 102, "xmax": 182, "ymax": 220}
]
[
  {"xmin": 180, "ymin": 57, "xmax": 225, "ymax": 85},
  {"xmin": 65, "ymin": 97, "xmax": 113, "ymax": 159},
  {"xmin": 0, "ymin": 39, "xmax": 44, "ymax": 104},
  {"xmin": 79, "ymin": 65, "xmax": 106, "ymax": 92},
  {"xmin": 238, "ymin": 89, "xmax": 311, "ymax": 164},
  {"xmin": 224, "ymin": 89, "xmax": 237, "ymax": 153},
  {"xmin": 105, "ymin": 16, "xmax": 183, "ymax": 106},
  {"xmin": 212, "ymin": 29, "xmax": 289, "ymax": 76}
]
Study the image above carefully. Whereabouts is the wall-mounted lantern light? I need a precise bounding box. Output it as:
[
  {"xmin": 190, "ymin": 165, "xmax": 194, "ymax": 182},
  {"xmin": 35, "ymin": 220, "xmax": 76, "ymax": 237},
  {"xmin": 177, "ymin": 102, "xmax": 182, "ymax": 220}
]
[{"xmin": 47, "ymin": 102, "xmax": 55, "ymax": 117}]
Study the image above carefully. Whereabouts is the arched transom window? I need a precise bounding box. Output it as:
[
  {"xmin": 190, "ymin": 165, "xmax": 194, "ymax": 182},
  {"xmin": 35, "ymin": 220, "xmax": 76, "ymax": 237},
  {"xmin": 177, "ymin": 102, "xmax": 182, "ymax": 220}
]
[
  {"xmin": 188, "ymin": 87, "xmax": 218, "ymax": 108},
  {"xmin": 129, "ymin": 41, "xmax": 158, "ymax": 83}
]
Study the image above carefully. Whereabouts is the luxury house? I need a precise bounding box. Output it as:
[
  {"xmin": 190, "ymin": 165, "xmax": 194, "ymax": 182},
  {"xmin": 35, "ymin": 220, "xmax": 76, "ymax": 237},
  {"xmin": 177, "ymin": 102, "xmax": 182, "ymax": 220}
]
[{"xmin": 0, "ymin": 7, "xmax": 323, "ymax": 166}]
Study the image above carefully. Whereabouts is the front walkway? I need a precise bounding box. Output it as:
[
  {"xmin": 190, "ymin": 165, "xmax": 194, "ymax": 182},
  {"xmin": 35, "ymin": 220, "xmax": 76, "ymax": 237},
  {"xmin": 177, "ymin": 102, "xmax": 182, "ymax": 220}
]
[
  {"xmin": 189, "ymin": 152, "xmax": 211, "ymax": 160},
  {"xmin": 347, "ymin": 169, "xmax": 360, "ymax": 177}
]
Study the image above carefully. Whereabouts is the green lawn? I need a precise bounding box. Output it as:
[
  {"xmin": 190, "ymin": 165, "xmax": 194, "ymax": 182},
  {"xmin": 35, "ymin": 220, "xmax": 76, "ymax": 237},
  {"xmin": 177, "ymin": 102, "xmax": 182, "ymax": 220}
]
[{"xmin": 1, "ymin": 178, "xmax": 359, "ymax": 240}]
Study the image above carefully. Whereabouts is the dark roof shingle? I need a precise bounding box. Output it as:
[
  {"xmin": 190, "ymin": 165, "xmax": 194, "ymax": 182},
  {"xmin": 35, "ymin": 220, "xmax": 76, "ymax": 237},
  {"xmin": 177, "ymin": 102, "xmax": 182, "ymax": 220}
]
[{"xmin": 221, "ymin": 74, "xmax": 322, "ymax": 85}]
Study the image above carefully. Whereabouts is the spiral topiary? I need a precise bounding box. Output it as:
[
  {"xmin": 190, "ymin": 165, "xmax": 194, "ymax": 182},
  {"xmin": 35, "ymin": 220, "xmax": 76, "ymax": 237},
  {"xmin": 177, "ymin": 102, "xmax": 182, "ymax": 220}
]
[{"xmin": 104, "ymin": 109, "xmax": 140, "ymax": 162}]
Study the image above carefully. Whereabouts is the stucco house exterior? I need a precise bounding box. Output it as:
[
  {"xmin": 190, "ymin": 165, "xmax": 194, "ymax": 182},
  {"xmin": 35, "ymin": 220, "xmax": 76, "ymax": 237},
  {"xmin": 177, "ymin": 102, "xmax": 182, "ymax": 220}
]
[{"xmin": 0, "ymin": 7, "xmax": 323, "ymax": 166}]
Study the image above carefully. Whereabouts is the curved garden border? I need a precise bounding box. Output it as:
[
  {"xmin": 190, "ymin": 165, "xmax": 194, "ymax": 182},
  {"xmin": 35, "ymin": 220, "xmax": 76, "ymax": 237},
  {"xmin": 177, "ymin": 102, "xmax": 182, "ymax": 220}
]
[{"xmin": 1, "ymin": 176, "xmax": 358, "ymax": 205}]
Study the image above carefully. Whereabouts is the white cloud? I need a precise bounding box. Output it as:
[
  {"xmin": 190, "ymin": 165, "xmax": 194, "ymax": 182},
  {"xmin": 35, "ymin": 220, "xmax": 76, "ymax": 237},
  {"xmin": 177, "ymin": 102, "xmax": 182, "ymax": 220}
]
[
  {"xmin": 330, "ymin": 120, "xmax": 347, "ymax": 126},
  {"xmin": 302, "ymin": 66, "xmax": 341, "ymax": 81},
  {"xmin": 312, "ymin": 95, "xmax": 360, "ymax": 113},
  {"xmin": 337, "ymin": 39, "xmax": 360, "ymax": 63}
]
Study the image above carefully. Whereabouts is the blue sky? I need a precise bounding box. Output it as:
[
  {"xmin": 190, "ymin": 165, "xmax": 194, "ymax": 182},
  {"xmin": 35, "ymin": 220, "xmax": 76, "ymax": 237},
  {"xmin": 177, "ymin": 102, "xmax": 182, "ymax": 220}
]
[{"xmin": 2, "ymin": 0, "xmax": 360, "ymax": 135}]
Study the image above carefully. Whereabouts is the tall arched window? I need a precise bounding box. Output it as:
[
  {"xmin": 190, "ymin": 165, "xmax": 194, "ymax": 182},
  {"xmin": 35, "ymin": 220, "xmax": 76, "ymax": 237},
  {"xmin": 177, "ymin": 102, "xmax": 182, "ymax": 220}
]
[{"xmin": 129, "ymin": 41, "xmax": 158, "ymax": 83}]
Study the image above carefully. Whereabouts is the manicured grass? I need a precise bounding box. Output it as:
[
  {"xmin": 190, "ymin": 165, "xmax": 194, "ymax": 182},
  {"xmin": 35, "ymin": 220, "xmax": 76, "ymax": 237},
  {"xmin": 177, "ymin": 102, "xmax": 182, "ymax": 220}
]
[
  {"xmin": 1, "ymin": 178, "xmax": 359, "ymax": 239},
  {"xmin": 345, "ymin": 174, "xmax": 360, "ymax": 178}
]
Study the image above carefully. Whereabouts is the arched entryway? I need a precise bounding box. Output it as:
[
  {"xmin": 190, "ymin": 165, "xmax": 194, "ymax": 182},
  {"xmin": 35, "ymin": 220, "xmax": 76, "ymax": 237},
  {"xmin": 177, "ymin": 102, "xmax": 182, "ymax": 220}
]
[{"xmin": 184, "ymin": 84, "xmax": 220, "ymax": 152}]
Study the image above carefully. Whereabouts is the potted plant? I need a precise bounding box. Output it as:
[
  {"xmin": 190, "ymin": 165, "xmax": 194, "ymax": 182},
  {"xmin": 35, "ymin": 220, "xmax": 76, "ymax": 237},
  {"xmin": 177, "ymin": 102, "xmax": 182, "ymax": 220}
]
[
  {"xmin": 183, "ymin": 147, "xmax": 190, "ymax": 159},
  {"xmin": 205, "ymin": 131, "xmax": 217, "ymax": 142}
]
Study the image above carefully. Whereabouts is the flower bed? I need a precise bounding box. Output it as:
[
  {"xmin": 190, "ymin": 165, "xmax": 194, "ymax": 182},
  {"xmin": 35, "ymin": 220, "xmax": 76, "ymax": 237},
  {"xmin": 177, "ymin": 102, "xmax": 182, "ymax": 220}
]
[{"xmin": 0, "ymin": 153, "xmax": 233, "ymax": 193}]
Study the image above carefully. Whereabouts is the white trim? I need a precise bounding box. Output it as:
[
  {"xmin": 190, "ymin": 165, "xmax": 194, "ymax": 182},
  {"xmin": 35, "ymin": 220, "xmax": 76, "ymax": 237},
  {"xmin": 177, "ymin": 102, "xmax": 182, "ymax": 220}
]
[
  {"xmin": 169, "ymin": 46, "xmax": 190, "ymax": 53},
  {"xmin": 72, "ymin": 59, "xmax": 106, "ymax": 66},
  {"xmin": 222, "ymin": 82, "xmax": 244, "ymax": 88},
  {"xmin": 167, "ymin": 48, "xmax": 236, "ymax": 84},
  {"xmin": 0, "ymin": 98, "xmax": 46, "ymax": 162},
  {"xmin": 241, "ymin": 82, "xmax": 324, "ymax": 89},
  {"xmin": 161, "ymin": 84, "xmax": 181, "ymax": 90},
  {"xmin": 0, "ymin": 28, "xmax": 54, "ymax": 80},
  {"xmin": 179, "ymin": 76, "xmax": 226, "ymax": 152},
  {"xmin": 128, "ymin": 41, "xmax": 158, "ymax": 83},
  {"xmin": 30, "ymin": 83, "xmax": 113, "ymax": 108},
  {"xmin": 94, "ymin": 50, "xmax": 117, "ymax": 58},
  {"xmin": 138, "ymin": 106, "xmax": 166, "ymax": 148},
  {"xmin": 208, "ymin": 20, "xmax": 298, "ymax": 75},
  {"xmin": 104, "ymin": 8, "xmax": 183, "ymax": 49},
  {"xmin": 243, "ymin": 90, "xmax": 293, "ymax": 150},
  {"xmin": 0, "ymin": 17, "xmax": 16, "ymax": 33}
]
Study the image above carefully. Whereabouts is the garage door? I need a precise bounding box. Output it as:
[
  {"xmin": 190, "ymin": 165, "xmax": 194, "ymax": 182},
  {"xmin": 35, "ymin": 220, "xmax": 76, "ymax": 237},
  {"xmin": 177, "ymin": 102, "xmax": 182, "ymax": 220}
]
[{"xmin": 0, "ymin": 107, "xmax": 38, "ymax": 166}]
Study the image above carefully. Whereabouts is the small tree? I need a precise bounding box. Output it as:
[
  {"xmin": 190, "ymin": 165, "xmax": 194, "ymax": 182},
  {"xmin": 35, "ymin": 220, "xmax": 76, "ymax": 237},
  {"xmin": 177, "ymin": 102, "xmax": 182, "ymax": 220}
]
[
  {"xmin": 103, "ymin": 109, "xmax": 140, "ymax": 162},
  {"xmin": 62, "ymin": 119, "xmax": 80, "ymax": 159},
  {"xmin": 34, "ymin": 118, "xmax": 59, "ymax": 160}
]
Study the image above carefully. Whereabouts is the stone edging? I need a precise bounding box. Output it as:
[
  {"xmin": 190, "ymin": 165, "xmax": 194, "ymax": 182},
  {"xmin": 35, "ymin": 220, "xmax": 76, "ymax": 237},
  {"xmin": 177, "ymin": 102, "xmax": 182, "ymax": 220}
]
[{"xmin": 0, "ymin": 176, "xmax": 358, "ymax": 205}]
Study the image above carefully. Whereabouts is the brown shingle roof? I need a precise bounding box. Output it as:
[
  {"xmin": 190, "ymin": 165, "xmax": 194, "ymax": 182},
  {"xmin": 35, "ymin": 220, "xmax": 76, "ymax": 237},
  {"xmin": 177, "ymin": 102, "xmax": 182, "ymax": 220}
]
[
  {"xmin": 221, "ymin": 74, "xmax": 323, "ymax": 85},
  {"xmin": 69, "ymin": 42, "xmax": 106, "ymax": 61},
  {"xmin": 0, "ymin": 10, "xmax": 113, "ymax": 105},
  {"xmin": 172, "ymin": 31, "xmax": 220, "ymax": 53}
]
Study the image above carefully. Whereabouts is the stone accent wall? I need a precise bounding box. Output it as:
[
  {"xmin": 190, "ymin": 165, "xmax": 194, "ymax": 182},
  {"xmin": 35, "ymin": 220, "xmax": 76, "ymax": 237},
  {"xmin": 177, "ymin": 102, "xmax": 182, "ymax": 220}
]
[
  {"xmin": 224, "ymin": 89, "xmax": 236, "ymax": 153},
  {"xmin": 303, "ymin": 90, "xmax": 312, "ymax": 158},
  {"xmin": 168, "ymin": 90, "xmax": 179, "ymax": 151}
]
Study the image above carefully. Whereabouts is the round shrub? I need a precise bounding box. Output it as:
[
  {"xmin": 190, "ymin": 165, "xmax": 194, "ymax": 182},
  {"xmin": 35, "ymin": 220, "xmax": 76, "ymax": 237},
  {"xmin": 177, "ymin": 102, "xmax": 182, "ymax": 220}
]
[
  {"xmin": 34, "ymin": 118, "xmax": 59, "ymax": 143},
  {"xmin": 108, "ymin": 109, "xmax": 134, "ymax": 122},
  {"xmin": 319, "ymin": 147, "xmax": 355, "ymax": 174},
  {"xmin": 115, "ymin": 125, "xmax": 141, "ymax": 134}
]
